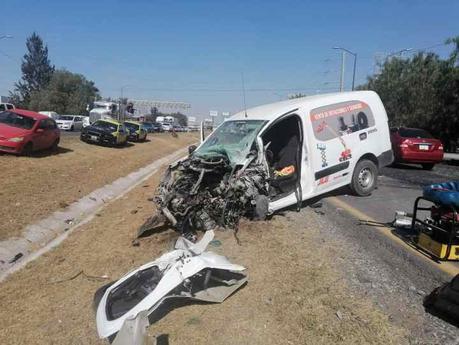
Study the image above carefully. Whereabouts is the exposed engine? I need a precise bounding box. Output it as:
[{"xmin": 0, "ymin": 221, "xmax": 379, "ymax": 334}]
[{"xmin": 140, "ymin": 150, "xmax": 269, "ymax": 239}]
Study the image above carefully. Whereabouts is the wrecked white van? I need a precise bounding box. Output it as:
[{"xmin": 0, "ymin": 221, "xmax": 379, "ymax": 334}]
[{"xmin": 141, "ymin": 91, "xmax": 393, "ymax": 238}]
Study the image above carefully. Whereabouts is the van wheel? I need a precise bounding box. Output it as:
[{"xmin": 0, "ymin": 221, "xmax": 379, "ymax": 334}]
[
  {"xmin": 21, "ymin": 142, "xmax": 33, "ymax": 156},
  {"xmin": 350, "ymin": 159, "xmax": 378, "ymax": 196},
  {"xmin": 422, "ymin": 163, "xmax": 434, "ymax": 170}
]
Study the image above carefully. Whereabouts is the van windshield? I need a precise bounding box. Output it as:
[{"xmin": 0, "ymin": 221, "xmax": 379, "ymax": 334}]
[{"xmin": 195, "ymin": 120, "xmax": 267, "ymax": 164}]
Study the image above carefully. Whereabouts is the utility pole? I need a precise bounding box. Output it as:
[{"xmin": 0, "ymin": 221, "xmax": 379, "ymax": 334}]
[
  {"xmin": 333, "ymin": 47, "xmax": 357, "ymax": 91},
  {"xmin": 339, "ymin": 51, "xmax": 345, "ymax": 92}
]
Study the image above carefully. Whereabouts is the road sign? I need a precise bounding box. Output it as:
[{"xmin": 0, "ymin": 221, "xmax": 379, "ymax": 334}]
[
  {"xmin": 222, "ymin": 112, "xmax": 230, "ymax": 117},
  {"xmin": 209, "ymin": 110, "xmax": 218, "ymax": 117},
  {"xmin": 188, "ymin": 116, "xmax": 196, "ymax": 122}
]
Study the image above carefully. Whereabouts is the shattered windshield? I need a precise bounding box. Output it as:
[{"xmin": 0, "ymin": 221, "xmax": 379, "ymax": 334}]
[{"xmin": 195, "ymin": 120, "xmax": 267, "ymax": 164}]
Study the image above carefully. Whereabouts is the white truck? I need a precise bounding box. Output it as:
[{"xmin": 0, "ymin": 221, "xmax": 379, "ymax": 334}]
[{"xmin": 89, "ymin": 101, "xmax": 118, "ymax": 124}]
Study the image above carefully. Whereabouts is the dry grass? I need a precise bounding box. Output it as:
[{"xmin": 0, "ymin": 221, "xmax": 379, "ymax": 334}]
[
  {"xmin": 0, "ymin": 163, "xmax": 408, "ymax": 344},
  {"xmin": 0, "ymin": 132, "xmax": 197, "ymax": 240}
]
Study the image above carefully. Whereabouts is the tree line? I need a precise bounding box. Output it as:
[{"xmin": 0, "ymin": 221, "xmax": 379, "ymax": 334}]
[
  {"xmin": 358, "ymin": 36, "xmax": 459, "ymax": 150},
  {"xmin": 10, "ymin": 32, "xmax": 100, "ymax": 115}
]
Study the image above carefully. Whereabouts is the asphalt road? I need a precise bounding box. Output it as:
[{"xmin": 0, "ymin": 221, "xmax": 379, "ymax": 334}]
[{"xmin": 313, "ymin": 162, "xmax": 459, "ymax": 343}]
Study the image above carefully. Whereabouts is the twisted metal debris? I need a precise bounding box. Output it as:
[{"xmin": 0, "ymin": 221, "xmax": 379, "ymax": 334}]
[{"xmin": 139, "ymin": 149, "xmax": 269, "ymax": 239}]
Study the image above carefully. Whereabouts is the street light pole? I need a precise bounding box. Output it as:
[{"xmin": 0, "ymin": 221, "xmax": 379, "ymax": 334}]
[
  {"xmin": 333, "ymin": 47, "xmax": 357, "ymax": 91},
  {"xmin": 340, "ymin": 51, "xmax": 345, "ymax": 92}
]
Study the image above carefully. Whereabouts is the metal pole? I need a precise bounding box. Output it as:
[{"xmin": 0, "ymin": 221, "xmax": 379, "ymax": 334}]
[
  {"xmin": 351, "ymin": 53, "xmax": 357, "ymax": 91},
  {"xmin": 340, "ymin": 51, "xmax": 345, "ymax": 92}
]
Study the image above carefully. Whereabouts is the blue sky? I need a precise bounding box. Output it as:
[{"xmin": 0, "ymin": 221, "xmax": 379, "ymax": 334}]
[{"xmin": 1, "ymin": 0, "xmax": 458, "ymax": 117}]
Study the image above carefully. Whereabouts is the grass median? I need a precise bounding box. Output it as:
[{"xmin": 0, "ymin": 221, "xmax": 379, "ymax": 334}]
[{"xmin": 0, "ymin": 132, "xmax": 197, "ymax": 240}]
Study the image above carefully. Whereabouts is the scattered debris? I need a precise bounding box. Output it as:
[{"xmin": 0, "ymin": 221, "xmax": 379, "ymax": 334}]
[
  {"xmin": 130, "ymin": 209, "xmax": 138, "ymax": 215},
  {"xmin": 64, "ymin": 218, "xmax": 74, "ymax": 225},
  {"xmin": 89, "ymin": 197, "xmax": 97, "ymax": 202},
  {"xmin": 50, "ymin": 270, "xmax": 109, "ymax": 284},
  {"xmin": 310, "ymin": 202, "xmax": 323, "ymax": 209},
  {"xmin": 59, "ymin": 201, "xmax": 70, "ymax": 208},
  {"xmin": 112, "ymin": 310, "xmax": 151, "ymax": 345},
  {"xmin": 336, "ymin": 310, "xmax": 343, "ymax": 320},
  {"xmin": 9, "ymin": 252, "xmax": 23, "ymax": 264},
  {"xmin": 94, "ymin": 230, "xmax": 247, "ymax": 340},
  {"xmin": 209, "ymin": 239, "xmax": 222, "ymax": 247}
]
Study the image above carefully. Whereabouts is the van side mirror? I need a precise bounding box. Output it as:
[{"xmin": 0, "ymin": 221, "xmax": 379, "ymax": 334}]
[{"xmin": 188, "ymin": 145, "xmax": 197, "ymax": 155}]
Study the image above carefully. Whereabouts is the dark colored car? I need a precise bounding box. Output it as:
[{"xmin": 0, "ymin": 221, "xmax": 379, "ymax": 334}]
[
  {"xmin": 80, "ymin": 119, "xmax": 128, "ymax": 146},
  {"xmin": 142, "ymin": 122, "xmax": 154, "ymax": 133},
  {"xmin": 0, "ymin": 109, "xmax": 60, "ymax": 155},
  {"xmin": 152, "ymin": 122, "xmax": 163, "ymax": 132},
  {"xmin": 390, "ymin": 127, "xmax": 444, "ymax": 170}
]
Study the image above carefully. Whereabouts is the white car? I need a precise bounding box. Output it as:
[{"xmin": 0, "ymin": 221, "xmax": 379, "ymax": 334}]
[
  {"xmin": 0, "ymin": 103, "xmax": 15, "ymax": 111},
  {"xmin": 56, "ymin": 115, "xmax": 84, "ymax": 131},
  {"xmin": 161, "ymin": 123, "xmax": 173, "ymax": 131}
]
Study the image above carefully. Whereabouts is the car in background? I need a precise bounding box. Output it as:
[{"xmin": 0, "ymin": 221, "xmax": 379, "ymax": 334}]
[
  {"xmin": 39, "ymin": 111, "xmax": 60, "ymax": 120},
  {"xmin": 124, "ymin": 121, "xmax": 148, "ymax": 142},
  {"xmin": 0, "ymin": 109, "xmax": 60, "ymax": 155},
  {"xmin": 56, "ymin": 115, "xmax": 84, "ymax": 131},
  {"xmin": 0, "ymin": 103, "xmax": 15, "ymax": 111},
  {"xmin": 142, "ymin": 122, "xmax": 157, "ymax": 133},
  {"xmin": 390, "ymin": 127, "xmax": 444, "ymax": 170},
  {"xmin": 161, "ymin": 123, "xmax": 173, "ymax": 132},
  {"xmin": 152, "ymin": 122, "xmax": 163, "ymax": 132},
  {"xmin": 80, "ymin": 119, "xmax": 128, "ymax": 146},
  {"xmin": 82, "ymin": 116, "xmax": 90, "ymax": 128}
]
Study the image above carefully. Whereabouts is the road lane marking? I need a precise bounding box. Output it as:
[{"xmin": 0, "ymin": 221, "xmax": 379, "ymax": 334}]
[{"xmin": 328, "ymin": 196, "xmax": 459, "ymax": 278}]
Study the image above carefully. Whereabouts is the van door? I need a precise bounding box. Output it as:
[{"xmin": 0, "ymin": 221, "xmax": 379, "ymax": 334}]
[
  {"xmin": 261, "ymin": 114, "xmax": 306, "ymax": 212},
  {"xmin": 310, "ymin": 100, "xmax": 376, "ymax": 192}
]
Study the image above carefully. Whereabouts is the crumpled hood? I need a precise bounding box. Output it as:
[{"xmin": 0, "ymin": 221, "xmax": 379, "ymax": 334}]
[{"xmin": 0, "ymin": 123, "xmax": 30, "ymax": 139}]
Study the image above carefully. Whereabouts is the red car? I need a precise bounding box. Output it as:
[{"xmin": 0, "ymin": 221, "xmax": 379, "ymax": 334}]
[
  {"xmin": 390, "ymin": 127, "xmax": 443, "ymax": 170},
  {"xmin": 0, "ymin": 109, "xmax": 60, "ymax": 155}
]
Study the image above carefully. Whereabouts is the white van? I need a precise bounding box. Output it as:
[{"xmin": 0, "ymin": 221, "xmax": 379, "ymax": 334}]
[
  {"xmin": 196, "ymin": 91, "xmax": 393, "ymax": 213},
  {"xmin": 39, "ymin": 111, "xmax": 60, "ymax": 120}
]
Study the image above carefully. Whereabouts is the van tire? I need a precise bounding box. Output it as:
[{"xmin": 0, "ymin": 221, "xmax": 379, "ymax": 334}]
[{"xmin": 350, "ymin": 159, "xmax": 378, "ymax": 196}]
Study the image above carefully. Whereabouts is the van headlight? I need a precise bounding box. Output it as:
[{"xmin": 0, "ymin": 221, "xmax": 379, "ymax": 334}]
[{"xmin": 8, "ymin": 137, "xmax": 24, "ymax": 142}]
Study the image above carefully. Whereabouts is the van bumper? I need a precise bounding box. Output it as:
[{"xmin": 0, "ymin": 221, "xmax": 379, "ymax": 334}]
[{"xmin": 377, "ymin": 149, "xmax": 394, "ymax": 167}]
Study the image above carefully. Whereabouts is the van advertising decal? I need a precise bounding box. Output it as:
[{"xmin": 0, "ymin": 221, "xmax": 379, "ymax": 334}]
[
  {"xmin": 316, "ymin": 143, "xmax": 328, "ymax": 167},
  {"xmin": 311, "ymin": 100, "xmax": 375, "ymax": 142}
]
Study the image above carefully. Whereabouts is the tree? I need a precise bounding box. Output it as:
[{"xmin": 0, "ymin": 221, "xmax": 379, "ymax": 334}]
[
  {"xmin": 28, "ymin": 69, "xmax": 99, "ymax": 115},
  {"xmin": 10, "ymin": 32, "xmax": 54, "ymax": 107},
  {"xmin": 359, "ymin": 39, "xmax": 459, "ymax": 150}
]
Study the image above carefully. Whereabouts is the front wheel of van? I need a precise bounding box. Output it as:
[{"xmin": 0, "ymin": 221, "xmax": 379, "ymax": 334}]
[{"xmin": 350, "ymin": 160, "xmax": 378, "ymax": 196}]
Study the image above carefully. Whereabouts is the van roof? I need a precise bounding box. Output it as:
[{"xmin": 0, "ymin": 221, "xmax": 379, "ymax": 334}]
[{"xmin": 230, "ymin": 91, "xmax": 378, "ymax": 122}]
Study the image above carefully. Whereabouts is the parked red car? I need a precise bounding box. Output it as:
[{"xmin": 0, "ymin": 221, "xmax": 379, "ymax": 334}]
[
  {"xmin": 390, "ymin": 127, "xmax": 443, "ymax": 170},
  {"xmin": 0, "ymin": 109, "xmax": 60, "ymax": 155}
]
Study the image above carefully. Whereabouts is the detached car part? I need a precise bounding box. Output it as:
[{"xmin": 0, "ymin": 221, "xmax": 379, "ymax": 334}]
[{"xmin": 95, "ymin": 230, "xmax": 247, "ymax": 340}]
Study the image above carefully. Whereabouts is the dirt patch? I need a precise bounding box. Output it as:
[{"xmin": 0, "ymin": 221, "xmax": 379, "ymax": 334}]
[
  {"xmin": 0, "ymin": 132, "xmax": 197, "ymax": 240},
  {"xmin": 0, "ymin": 167, "xmax": 408, "ymax": 344}
]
